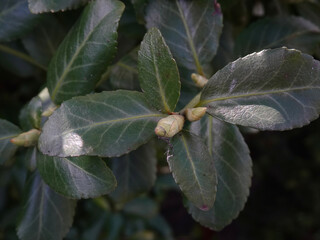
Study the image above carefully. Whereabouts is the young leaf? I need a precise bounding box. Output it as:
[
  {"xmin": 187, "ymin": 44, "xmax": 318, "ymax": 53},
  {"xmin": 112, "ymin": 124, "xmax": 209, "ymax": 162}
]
[
  {"xmin": 39, "ymin": 90, "xmax": 165, "ymax": 158},
  {"xmin": 17, "ymin": 172, "xmax": 76, "ymax": 240},
  {"xmin": 110, "ymin": 142, "xmax": 157, "ymax": 204},
  {"xmin": 0, "ymin": 119, "xmax": 21, "ymax": 165},
  {"xmin": 37, "ymin": 152, "xmax": 117, "ymax": 199},
  {"xmin": 199, "ymin": 48, "xmax": 320, "ymax": 131},
  {"xmin": 47, "ymin": 0, "xmax": 124, "ymax": 104},
  {"xmin": 28, "ymin": 0, "xmax": 89, "ymax": 13},
  {"xmin": 0, "ymin": 0, "xmax": 41, "ymax": 42},
  {"xmin": 139, "ymin": 28, "xmax": 180, "ymax": 113},
  {"xmin": 146, "ymin": 0, "xmax": 223, "ymax": 75},
  {"xmin": 19, "ymin": 96, "xmax": 42, "ymax": 130},
  {"xmin": 168, "ymin": 131, "xmax": 217, "ymax": 210},
  {"xmin": 188, "ymin": 116, "xmax": 252, "ymax": 231},
  {"xmin": 235, "ymin": 16, "xmax": 320, "ymax": 56}
]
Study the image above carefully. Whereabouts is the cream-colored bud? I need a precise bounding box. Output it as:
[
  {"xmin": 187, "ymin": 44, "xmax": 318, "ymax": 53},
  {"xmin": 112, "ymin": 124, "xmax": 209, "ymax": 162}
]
[
  {"xmin": 191, "ymin": 73, "xmax": 208, "ymax": 88},
  {"xmin": 42, "ymin": 105, "xmax": 58, "ymax": 117},
  {"xmin": 185, "ymin": 107, "xmax": 207, "ymax": 122},
  {"xmin": 155, "ymin": 115, "xmax": 185, "ymax": 138},
  {"xmin": 10, "ymin": 129, "xmax": 41, "ymax": 147}
]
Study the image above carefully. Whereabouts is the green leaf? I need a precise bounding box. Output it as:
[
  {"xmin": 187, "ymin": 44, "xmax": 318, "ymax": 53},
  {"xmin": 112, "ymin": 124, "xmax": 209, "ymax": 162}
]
[
  {"xmin": 199, "ymin": 48, "xmax": 320, "ymax": 131},
  {"xmin": 37, "ymin": 152, "xmax": 117, "ymax": 199},
  {"xmin": 0, "ymin": 119, "xmax": 21, "ymax": 165},
  {"xmin": 235, "ymin": 16, "xmax": 320, "ymax": 56},
  {"xmin": 130, "ymin": 0, "xmax": 148, "ymax": 24},
  {"xmin": 28, "ymin": 0, "xmax": 89, "ymax": 13},
  {"xmin": 39, "ymin": 90, "xmax": 165, "ymax": 157},
  {"xmin": 47, "ymin": 0, "xmax": 124, "ymax": 104},
  {"xmin": 188, "ymin": 115, "xmax": 252, "ymax": 231},
  {"xmin": 101, "ymin": 48, "xmax": 140, "ymax": 91},
  {"xmin": 123, "ymin": 196, "xmax": 158, "ymax": 219},
  {"xmin": 139, "ymin": 28, "xmax": 180, "ymax": 113},
  {"xmin": 25, "ymin": 146, "xmax": 37, "ymax": 171},
  {"xmin": 146, "ymin": 0, "xmax": 223, "ymax": 75},
  {"xmin": 168, "ymin": 131, "xmax": 217, "ymax": 210},
  {"xmin": 0, "ymin": 0, "xmax": 41, "ymax": 42},
  {"xmin": 110, "ymin": 142, "xmax": 157, "ymax": 204},
  {"xmin": 17, "ymin": 172, "xmax": 76, "ymax": 240},
  {"xmin": 296, "ymin": 2, "xmax": 320, "ymax": 28},
  {"xmin": 19, "ymin": 96, "xmax": 42, "ymax": 130},
  {"xmin": 22, "ymin": 15, "xmax": 68, "ymax": 66}
]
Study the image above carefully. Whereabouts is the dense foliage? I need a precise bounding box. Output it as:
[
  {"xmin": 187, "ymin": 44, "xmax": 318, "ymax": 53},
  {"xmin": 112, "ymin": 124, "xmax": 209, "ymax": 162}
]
[{"xmin": 1, "ymin": 0, "xmax": 320, "ymax": 239}]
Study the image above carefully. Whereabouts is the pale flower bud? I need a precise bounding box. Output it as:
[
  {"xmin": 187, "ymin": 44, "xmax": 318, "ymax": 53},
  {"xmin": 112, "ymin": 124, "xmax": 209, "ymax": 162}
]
[
  {"xmin": 155, "ymin": 115, "xmax": 185, "ymax": 138},
  {"xmin": 185, "ymin": 107, "xmax": 207, "ymax": 122},
  {"xmin": 191, "ymin": 73, "xmax": 208, "ymax": 88},
  {"xmin": 10, "ymin": 129, "xmax": 41, "ymax": 147}
]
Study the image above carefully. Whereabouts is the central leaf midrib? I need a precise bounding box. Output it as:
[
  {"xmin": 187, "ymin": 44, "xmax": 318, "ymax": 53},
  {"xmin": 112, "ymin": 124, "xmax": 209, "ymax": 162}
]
[
  {"xmin": 61, "ymin": 113, "xmax": 164, "ymax": 135},
  {"xmin": 199, "ymin": 86, "xmax": 320, "ymax": 106},
  {"xmin": 175, "ymin": 0, "xmax": 204, "ymax": 76},
  {"xmin": 0, "ymin": 133, "xmax": 20, "ymax": 141},
  {"xmin": 51, "ymin": 8, "xmax": 116, "ymax": 101},
  {"xmin": 150, "ymin": 38, "xmax": 171, "ymax": 113},
  {"xmin": 181, "ymin": 135, "xmax": 206, "ymax": 204}
]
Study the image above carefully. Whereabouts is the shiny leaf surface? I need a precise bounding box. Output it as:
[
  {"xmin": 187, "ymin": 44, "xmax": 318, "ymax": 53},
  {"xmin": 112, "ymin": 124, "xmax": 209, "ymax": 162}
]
[
  {"xmin": 139, "ymin": 28, "xmax": 180, "ymax": 113},
  {"xmin": 168, "ymin": 131, "xmax": 217, "ymax": 210},
  {"xmin": 200, "ymin": 48, "xmax": 320, "ymax": 130},
  {"xmin": 146, "ymin": 0, "xmax": 223, "ymax": 75},
  {"xmin": 47, "ymin": 0, "xmax": 124, "ymax": 104},
  {"xmin": 188, "ymin": 115, "xmax": 252, "ymax": 230},
  {"xmin": 39, "ymin": 90, "xmax": 165, "ymax": 157},
  {"xmin": 37, "ymin": 153, "xmax": 117, "ymax": 199}
]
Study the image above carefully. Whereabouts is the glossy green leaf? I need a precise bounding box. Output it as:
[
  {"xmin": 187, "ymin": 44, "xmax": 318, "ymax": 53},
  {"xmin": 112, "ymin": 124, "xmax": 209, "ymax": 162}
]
[
  {"xmin": 47, "ymin": 0, "xmax": 124, "ymax": 104},
  {"xmin": 168, "ymin": 131, "xmax": 217, "ymax": 210},
  {"xmin": 28, "ymin": 0, "xmax": 89, "ymax": 13},
  {"xmin": 235, "ymin": 16, "xmax": 320, "ymax": 57},
  {"xmin": 146, "ymin": 0, "xmax": 223, "ymax": 75},
  {"xmin": 37, "ymin": 152, "xmax": 117, "ymax": 199},
  {"xmin": 188, "ymin": 115, "xmax": 252, "ymax": 230},
  {"xmin": 0, "ymin": 0, "xmax": 41, "ymax": 42},
  {"xmin": 0, "ymin": 119, "xmax": 21, "ymax": 165},
  {"xmin": 17, "ymin": 172, "xmax": 76, "ymax": 240},
  {"xmin": 22, "ymin": 15, "xmax": 67, "ymax": 66},
  {"xmin": 199, "ymin": 48, "xmax": 320, "ymax": 131},
  {"xmin": 39, "ymin": 90, "xmax": 165, "ymax": 157},
  {"xmin": 19, "ymin": 96, "xmax": 42, "ymax": 130},
  {"xmin": 139, "ymin": 28, "xmax": 180, "ymax": 113},
  {"xmin": 110, "ymin": 142, "xmax": 157, "ymax": 204}
]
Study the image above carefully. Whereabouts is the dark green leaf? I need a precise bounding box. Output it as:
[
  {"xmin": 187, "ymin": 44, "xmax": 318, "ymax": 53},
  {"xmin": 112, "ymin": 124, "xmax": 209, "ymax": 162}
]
[
  {"xmin": 39, "ymin": 90, "xmax": 165, "ymax": 157},
  {"xmin": 0, "ymin": 41, "xmax": 35, "ymax": 77},
  {"xmin": 188, "ymin": 115, "xmax": 252, "ymax": 231},
  {"xmin": 139, "ymin": 28, "xmax": 180, "ymax": 113},
  {"xmin": 25, "ymin": 147, "xmax": 37, "ymax": 171},
  {"xmin": 101, "ymin": 48, "xmax": 140, "ymax": 91},
  {"xmin": 0, "ymin": 0, "xmax": 41, "ymax": 42},
  {"xmin": 0, "ymin": 119, "xmax": 21, "ymax": 165},
  {"xmin": 131, "ymin": 0, "xmax": 148, "ymax": 24},
  {"xmin": 17, "ymin": 172, "xmax": 76, "ymax": 240},
  {"xmin": 28, "ymin": 0, "xmax": 89, "ymax": 13},
  {"xmin": 199, "ymin": 48, "xmax": 320, "ymax": 131},
  {"xmin": 146, "ymin": 0, "xmax": 223, "ymax": 75},
  {"xmin": 19, "ymin": 96, "xmax": 42, "ymax": 130},
  {"xmin": 37, "ymin": 152, "xmax": 117, "ymax": 199},
  {"xmin": 47, "ymin": 0, "xmax": 124, "ymax": 104},
  {"xmin": 123, "ymin": 196, "xmax": 158, "ymax": 219},
  {"xmin": 235, "ymin": 16, "xmax": 320, "ymax": 56},
  {"xmin": 296, "ymin": 2, "xmax": 320, "ymax": 28},
  {"xmin": 110, "ymin": 142, "xmax": 157, "ymax": 204},
  {"xmin": 168, "ymin": 131, "xmax": 217, "ymax": 210},
  {"xmin": 22, "ymin": 15, "xmax": 68, "ymax": 66}
]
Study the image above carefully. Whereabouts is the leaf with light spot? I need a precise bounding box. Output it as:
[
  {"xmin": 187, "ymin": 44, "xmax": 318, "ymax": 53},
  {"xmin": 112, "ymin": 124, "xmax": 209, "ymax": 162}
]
[{"xmin": 199, "ymin": 48, "xmax": 320, "ymax": 131}]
